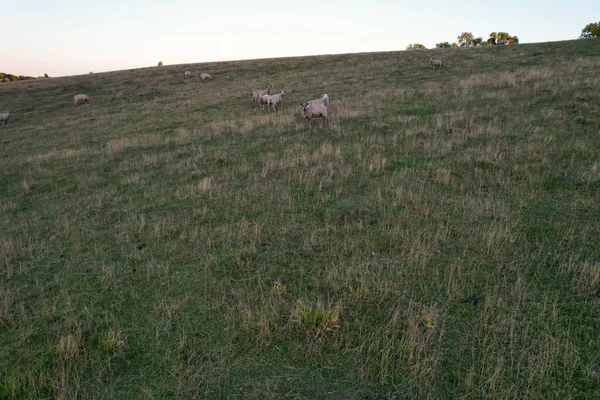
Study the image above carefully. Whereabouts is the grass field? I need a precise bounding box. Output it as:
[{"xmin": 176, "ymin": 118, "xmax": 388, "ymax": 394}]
[{"xmin": 1, "ymin": 39, "xmax": 599, "ymax": 399}]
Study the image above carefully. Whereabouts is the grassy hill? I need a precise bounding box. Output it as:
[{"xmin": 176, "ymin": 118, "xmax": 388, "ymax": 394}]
[{"xmin": 1, "ymin": 39, "xmax": 599, "ymax": 398}]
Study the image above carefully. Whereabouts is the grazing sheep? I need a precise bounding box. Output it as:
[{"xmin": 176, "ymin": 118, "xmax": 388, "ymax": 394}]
[
  {"xmin": 252, "ymin": 85, "xmax": 272, "ymax": 106},
  {"xmin": 268, "ymin": 90, "xmax": 286, "ymax": 111},
  {"xmin": 306, "ymin": 93, "xmax": 329, "ymax": 108},
  {"xmin": 429, "ymin": 58, "xmax": 444, "ymax": 69},
  {"xmin": 158, "ymin": 61, "xmax": 163, "ymax": 66},
  {"xmin": 300, "ymin": 103, "xmax": 327, "ymax": 128},
  {"xmin": 74, "ymin": 94, "xmax": 90, "ymax": 105},
  {"xmin": 0, "ymin": 113, "xmax": 13, "ymax": 126},
  {"xmin": 3, "ymin": 78, "xmax": 9, "ymax": 82},
  {"xmin": 200, "ymin": 73, "xmax": 212, "ymax": 82},
  {"xmin": 185, "ymin": 71, "xmax": 191, "ymax": 78},
  {"xmin": 498, "ymin": 39, "xmax": 509, "ymax": 45},
  {"xmin": 258, "ymin": 94, "xmax": 271, "ymax": 111}
]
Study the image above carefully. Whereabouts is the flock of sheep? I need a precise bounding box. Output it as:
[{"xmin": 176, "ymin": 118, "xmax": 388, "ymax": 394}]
[
  {"xmin": 0, "ymin": 57, "xmax": 445, "ymax": 128},
  {"xmin": 251, "ymin": 84, "xmax": 329, "ymax": 128}
]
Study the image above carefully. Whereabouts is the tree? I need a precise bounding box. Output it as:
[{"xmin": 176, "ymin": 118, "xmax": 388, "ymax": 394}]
[
  {"xmin": 457, "ymin": 32, "xmax": 474, "ymax": 47},
  {"xmin": 487, "ymin": 31, "xmax": 519, "ymax": 45},
  {"xmin": 451, "ymin": 42, "xmax": 458, "ymax": 48},
  {"xmin": 406, "ymin": 43, "xmax": 427, "ymax": 50},
  {"xmin": 436, "ymin": 42, "xmax": 451, "ymax": 48},
  {"xmin": 580, "ymin": 21, "xmax": 600, "ymax": 38},
  {"xmin": 472, "ymin": 37, "xmax": 486, "ymax": 46}
]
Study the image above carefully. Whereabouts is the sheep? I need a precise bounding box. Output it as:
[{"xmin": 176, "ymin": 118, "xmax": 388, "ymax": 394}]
[
  {"xmin": 74, "ymin": 94, "xmax": 90, "ymax": 105},
  {"xmin": 498, "ymin": 39, "xmax": 509, "ymax": 45},
  {"xmin": 429, "ymin": 58, "xmax": 444, "ymax": 69},
  {"xmin": 252, "ymin": 85, "xmax": 272, "ymax": 106},
  {"xmin": 200, "ymin": 73, "xmax": 212, "ymax": 82},
  {"xmin": 158, "ymin": 61, "xmax": 163, "ymax": 66},
  {"xmin": 268, "ymin": 90, "xmax": 286, "ymax": 111},
  {"xmin": 185, "ymin": 71, "xmax": 191, "ymax": 78},
  {"xmin": 258, "ymin": 94, "xmax": 271, "ymax": 111},
  {"xmin": 0, "ymin": 113, "xmax": 13, "ymax": 126},
  {"xmin": 305, "ymin": 93, "xmax": 329, "ymax": 108},
  {"xmin": 300, "ymin": 103, "xmax": 327, "ymax": 128}
]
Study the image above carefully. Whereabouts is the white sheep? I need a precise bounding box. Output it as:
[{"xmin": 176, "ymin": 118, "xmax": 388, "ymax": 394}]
[
  {"xmin": 300, "ymin": 103, "xmax": 327, "ymax": 128},
  {"xmin": 158, "ymin": 61, "xmax": 163, "ymax": 66},
  {"xmin": 74, "ymin": 94, "xmax": 90, "ymax": 105},
  {"xmin": 429, "ymin": 58, "xmax": 444, "ymax": 69},
  {"xmin": 252, "ymin": 85, "xmax": 272, "ymax": 106},
  {"xmin": 0, "ymin": 113, "xmax": 13, "ymax": 126},
  {"xmin": 258, "ymin": 94, "xmax": 271, "ymax": 110},
  {"xmin": 306, "ymin": 93, "xmax": 329, "ymax": 108},
  {"xmin": 200, "ymin": 73, "xmax": 212, "ymax": 82},
  {"xmin": 268, "ymin": 90, "xmax": 286, "ymax": 111},
  {"xmin": 185, "ymin": 71, "xmax": 191, "ymax": 78}
]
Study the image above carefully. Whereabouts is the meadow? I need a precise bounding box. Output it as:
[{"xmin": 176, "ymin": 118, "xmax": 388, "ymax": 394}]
[{"xmin": 0, "ymin": 39, "xmax": 599, "ymax": 399}]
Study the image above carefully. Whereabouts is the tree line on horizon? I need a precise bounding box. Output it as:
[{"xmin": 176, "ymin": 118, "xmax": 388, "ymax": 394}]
[
  {"xmin": 407, "ymin": 31, "xmax": 519, "ymax": 51},
  {"xmin": 0, "ymin": 72, "xmax": 44, "ymax": 82},
  {"xmin": 407, "ymin": 21, "xmax": 600, "ymax": 51}
]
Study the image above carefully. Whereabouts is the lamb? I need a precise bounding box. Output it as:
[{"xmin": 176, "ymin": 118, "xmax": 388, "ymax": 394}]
[
  {"xmin": 268, "ymin": 90, "xmax": 286, "ymax": 111},
  {"xmin": 74, "ymin": 94, "xmax": 90, "ymax": 105},
  {"xmin": 158, "ymin": 61, "xmax": 163, "ymax": 66},
  {"xmin": 185, "ymin": 71, "xmax": 192, "ymax": 78},
  {"xmin": 305, "ymin": 93, "xmax": 329, "ymax": 108},
  {"xmin": 429, "ymin": 58, "xmax": 444, "ymax": 69},
  {"xmin": 252, "ymin": 85, "xmax": 272, "ymax": 106},
  {"xmin": 200, "ymin": 73, "xmax": 212, "ymax": 82},
  {"xmin": 300, "ymin": 103, "xmax": 327, "ymax": 128},
  {"xmin": 0, "ymin": 113, "xmax": 13, "ymax": 126}
]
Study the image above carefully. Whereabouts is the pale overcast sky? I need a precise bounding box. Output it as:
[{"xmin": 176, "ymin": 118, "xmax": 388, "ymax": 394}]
[{"xmin": 1, "ymin": 0, "xmax": 598, "ymax": 77}]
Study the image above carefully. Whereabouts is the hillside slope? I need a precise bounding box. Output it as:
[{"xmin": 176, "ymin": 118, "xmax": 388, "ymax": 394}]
[{"xmin": 1, "ymin": 39, "xmax": 599, "ymax": 398}]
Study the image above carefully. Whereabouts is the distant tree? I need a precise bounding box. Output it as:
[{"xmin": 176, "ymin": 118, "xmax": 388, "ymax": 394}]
[
  {"xmin": 580, "ymin": 21, "xmax": 600, "ymax": 38},
  {"xmin": 44, "ymin": 73, "xmax": 49, "ymax": 78},
  {"xmin": 472, "ymin": 37, "xmax": 486, "ymax": 46},
  {"xmin": 436, "ymin": 42, "xmax": 451, "ymax": 48},
  {"xmin": 488, "ymin": 31, "xmax": 519, "ymax": 45},
  {"xmin": 406, "ymin": 43, "xmax": 427, "ymax": 50},
  {"xmin": 451, "ymin": 42, "xmax": 458, "ymax": 48},
  {"xmin": 457, "ymin": 32, "xmax": 474, "ymax": 47}
]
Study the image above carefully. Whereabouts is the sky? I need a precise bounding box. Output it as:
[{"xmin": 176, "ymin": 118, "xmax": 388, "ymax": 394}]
[{"xmin": 1, "ymin": 0, "xmax": 599, "ymax": 77}]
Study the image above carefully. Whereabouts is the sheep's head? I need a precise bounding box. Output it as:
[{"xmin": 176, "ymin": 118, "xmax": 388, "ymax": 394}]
[
  {"xmin": 281, "ymin": 90, "xmax": 286, "ymax": 97},
  {"xmin": 300, "ymin": 103, "xmax": 309, "ymax": 110}
]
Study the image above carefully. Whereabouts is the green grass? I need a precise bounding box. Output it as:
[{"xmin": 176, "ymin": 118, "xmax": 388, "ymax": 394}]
[{"xmin": 1, "ymin": 39, "xmax": 599, "ymax": 399}]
